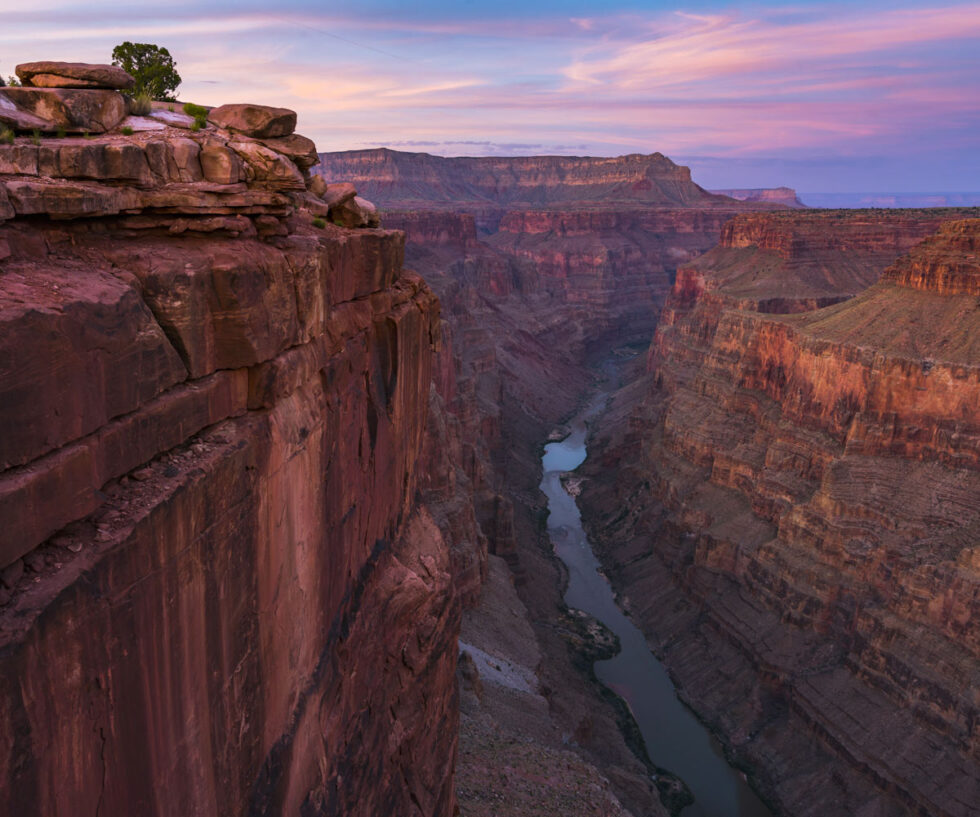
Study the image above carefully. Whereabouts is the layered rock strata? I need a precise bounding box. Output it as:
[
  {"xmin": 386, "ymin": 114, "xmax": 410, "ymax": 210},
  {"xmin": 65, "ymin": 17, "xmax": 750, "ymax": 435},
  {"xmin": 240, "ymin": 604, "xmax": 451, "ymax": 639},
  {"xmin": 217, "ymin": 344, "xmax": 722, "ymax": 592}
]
[
  {"xmin": 0, "ymin": 98, "xmax": 456, "ymax": 816},
  {"xmin": 580, "ymin": 212, "xmax": 980, "ymax": 816}
]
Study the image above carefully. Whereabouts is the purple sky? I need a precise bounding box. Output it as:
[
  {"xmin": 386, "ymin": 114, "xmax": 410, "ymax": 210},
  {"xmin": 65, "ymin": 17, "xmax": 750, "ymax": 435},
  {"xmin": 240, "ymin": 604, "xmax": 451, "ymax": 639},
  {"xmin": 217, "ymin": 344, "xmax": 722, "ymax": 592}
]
[{"xmin": 1, "ymin": 1, "xmax": 978, "ymax": 192}]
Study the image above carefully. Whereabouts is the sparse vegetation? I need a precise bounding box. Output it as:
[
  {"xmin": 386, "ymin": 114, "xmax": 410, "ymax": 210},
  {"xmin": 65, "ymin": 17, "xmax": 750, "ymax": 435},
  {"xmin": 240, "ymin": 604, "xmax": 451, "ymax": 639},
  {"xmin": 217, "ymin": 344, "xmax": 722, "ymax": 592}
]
[
  {"xmin": 182, "ymin": 102, "xmax": 209, "ymax": 129},
  {"xmin": 5, "ymin": 75, "xmax": 21, "ymax": 87},
  {"xmin": 111, "ymin": 41, "xmax": 181, "ymax": 101},
  {"xmin": 0, "ymin": 127, "xmax": 14, "ymax": 145},
  {"xmin": 190, "ymin": 121, "xmax": 202, "ymax": 133},
  {"xmin": 121, "ymin": 126, "xmax": 134, "ymax": 136},
  {"xmin": 31, "ymin": 129, "xmax": 41, "ymax": 146},
  {"xmin": 129, "ymin": 91, "xmax": 153, "ymax": 116},
  {"xmin": 312, "ymin": 217, "xmax": 327, "ymax": 229},
  {"xmin": 55, "ymin": 126, "xmax": 66, "ymax": 138}
]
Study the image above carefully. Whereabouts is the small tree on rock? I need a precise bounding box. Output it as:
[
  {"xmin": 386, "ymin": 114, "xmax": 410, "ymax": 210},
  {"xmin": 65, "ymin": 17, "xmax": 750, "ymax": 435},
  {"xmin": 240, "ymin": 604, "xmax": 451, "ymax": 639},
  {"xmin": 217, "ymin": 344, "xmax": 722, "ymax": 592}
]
[{"xmin": 111, "ymin": 42, "xmax": 181, "ymax": 101}]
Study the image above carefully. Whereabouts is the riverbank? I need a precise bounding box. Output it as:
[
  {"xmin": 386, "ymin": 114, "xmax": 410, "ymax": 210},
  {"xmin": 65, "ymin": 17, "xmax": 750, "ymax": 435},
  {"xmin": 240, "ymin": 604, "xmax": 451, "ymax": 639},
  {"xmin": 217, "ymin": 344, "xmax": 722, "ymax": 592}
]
[{"xmin": 541, "ymin": 361, "xmax": 774, "ymax": 817}]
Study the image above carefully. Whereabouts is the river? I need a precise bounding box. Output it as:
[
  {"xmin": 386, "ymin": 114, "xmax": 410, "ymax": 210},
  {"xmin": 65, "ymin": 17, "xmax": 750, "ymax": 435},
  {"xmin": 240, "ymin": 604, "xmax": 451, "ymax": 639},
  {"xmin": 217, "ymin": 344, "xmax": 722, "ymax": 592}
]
[{"xmin": 540, "ymin": 390, "xmax": 773, "ymax": 817}]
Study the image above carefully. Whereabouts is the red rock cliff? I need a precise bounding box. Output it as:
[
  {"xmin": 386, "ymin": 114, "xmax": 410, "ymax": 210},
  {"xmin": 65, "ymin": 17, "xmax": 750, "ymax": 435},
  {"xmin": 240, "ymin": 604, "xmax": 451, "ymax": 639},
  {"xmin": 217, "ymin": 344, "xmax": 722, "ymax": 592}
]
[
  {"xmin": 580, "ymin": 211, "xmax": 980, "ymax": 816},
  {"xmin": 0, "ymin": 94, "xmax": 458, "ymax": 816}
]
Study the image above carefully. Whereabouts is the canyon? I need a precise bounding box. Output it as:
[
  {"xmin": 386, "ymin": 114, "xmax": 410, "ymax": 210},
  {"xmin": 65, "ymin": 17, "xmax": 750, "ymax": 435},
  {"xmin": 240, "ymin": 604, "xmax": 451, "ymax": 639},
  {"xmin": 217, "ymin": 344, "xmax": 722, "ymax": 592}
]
[{"xmin": 3, "ymin": 63, "xmax": 980, "ymax": 817}]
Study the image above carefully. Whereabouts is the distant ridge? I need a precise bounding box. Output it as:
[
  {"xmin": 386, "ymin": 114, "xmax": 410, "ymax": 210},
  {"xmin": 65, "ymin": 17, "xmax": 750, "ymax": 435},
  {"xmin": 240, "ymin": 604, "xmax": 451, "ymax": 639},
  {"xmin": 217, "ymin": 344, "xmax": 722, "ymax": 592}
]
[
  {"xmin": 800, "ymin": 192, "xmax": 980, "ymax": 208},
  {"xmin": 314, "ymin": 148, "xmax": 745, "ymax": 209}
]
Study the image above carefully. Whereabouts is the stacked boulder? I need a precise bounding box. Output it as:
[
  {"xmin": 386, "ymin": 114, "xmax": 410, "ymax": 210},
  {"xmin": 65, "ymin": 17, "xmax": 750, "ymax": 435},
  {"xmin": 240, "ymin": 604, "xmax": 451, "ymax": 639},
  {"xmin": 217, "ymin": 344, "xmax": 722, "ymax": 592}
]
[
  {"xmin": 308, "ymin": 175, "xmax": 381, "ymax": 227},
  {"xmin": 0, "ymin": 61, "xmax": 133, "ymax": 133},
  {"xmin": 0, "ymin": 61, "xmax": 382, "ymax": 233}
]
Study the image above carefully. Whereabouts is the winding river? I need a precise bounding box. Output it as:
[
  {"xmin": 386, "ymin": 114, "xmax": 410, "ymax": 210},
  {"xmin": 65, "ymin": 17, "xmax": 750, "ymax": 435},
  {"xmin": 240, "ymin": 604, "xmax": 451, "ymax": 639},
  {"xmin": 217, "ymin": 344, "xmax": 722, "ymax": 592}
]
[{"xmin": 540, "ymin": 391, "xmax": 773, "ymax": 817}]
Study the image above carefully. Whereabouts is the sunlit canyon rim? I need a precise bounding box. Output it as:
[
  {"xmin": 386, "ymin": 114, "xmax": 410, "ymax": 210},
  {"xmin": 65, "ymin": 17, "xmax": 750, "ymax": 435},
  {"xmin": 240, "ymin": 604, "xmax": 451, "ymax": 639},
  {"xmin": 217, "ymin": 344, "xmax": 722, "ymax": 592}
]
[{"xmin": 2, "ymin": 58, "xmax": 980, "ymax": 817}]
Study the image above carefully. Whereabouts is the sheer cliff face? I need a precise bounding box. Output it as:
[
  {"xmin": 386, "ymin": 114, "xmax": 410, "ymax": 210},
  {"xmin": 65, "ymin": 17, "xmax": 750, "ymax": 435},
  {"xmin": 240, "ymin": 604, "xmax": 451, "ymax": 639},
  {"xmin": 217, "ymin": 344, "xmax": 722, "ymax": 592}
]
[
  {"xmin": 580, "ymin": 212, "xmax": 980, "ymax": 817},
  {"xmin": 0, "ymin": 127, "xmax": 457, "ymax": 816}
]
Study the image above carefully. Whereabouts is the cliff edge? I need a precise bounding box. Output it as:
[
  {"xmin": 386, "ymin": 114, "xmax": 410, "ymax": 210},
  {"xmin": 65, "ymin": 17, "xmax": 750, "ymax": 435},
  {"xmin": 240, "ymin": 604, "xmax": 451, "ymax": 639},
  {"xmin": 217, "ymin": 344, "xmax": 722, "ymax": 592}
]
[{"xmin": 0, "ymin": 63, "xmax": 457, "ymax": 817}]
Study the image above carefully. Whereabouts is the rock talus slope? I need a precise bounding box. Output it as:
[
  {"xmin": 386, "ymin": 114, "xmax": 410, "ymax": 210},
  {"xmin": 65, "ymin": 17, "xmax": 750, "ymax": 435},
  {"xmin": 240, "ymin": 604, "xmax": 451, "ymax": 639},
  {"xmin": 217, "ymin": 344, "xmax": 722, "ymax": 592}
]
[
  {"xmin": 580, "ymin": 210, "xmax": 980, "ymax": 817},
  {"xmin": 0, "ymin": 75, "xmax": 458, "ymax": 817}
]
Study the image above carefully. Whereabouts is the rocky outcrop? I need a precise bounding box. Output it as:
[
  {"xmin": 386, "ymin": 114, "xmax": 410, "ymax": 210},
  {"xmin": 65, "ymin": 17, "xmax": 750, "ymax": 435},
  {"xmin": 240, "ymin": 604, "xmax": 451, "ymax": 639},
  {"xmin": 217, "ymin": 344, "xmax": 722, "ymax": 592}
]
[
  {"xmin": 580, "ymin": 211, "xmax": 980, "ymax": 816},
  {"xmin": 0, "ymin": 99, "xmax": 456, "ymax": 817}
]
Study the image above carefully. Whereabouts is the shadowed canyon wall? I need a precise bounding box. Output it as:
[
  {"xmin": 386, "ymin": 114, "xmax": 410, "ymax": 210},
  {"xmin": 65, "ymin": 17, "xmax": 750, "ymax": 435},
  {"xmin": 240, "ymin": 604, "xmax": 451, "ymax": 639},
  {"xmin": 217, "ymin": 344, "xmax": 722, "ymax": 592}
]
[{"xmin": 579, "ymin": 210, "xmax": 980, "ymax": 816}]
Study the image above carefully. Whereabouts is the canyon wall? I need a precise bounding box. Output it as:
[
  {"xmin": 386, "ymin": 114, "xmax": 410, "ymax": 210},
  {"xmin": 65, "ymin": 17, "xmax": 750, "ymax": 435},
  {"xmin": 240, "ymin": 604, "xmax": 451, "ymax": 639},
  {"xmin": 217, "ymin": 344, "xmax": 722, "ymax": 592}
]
[
  {"xmin": 315, "ymin": 149, "xmax": 793, "ymax": 816},
  {"xmin": 580, "ymin": 210, "xmax": 980, "ymax": 816},
  {"xmin": 0, "ymin": 105, "xmax": 458, "ymax": 816}
]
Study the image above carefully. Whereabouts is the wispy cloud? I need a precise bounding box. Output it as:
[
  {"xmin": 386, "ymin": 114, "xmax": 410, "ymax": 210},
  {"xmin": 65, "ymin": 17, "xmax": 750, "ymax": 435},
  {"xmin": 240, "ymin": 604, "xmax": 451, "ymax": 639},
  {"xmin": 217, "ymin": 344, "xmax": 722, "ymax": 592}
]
[{"xmin": 1, "ymin": 2, "xmax": 977, "ymax": 189}]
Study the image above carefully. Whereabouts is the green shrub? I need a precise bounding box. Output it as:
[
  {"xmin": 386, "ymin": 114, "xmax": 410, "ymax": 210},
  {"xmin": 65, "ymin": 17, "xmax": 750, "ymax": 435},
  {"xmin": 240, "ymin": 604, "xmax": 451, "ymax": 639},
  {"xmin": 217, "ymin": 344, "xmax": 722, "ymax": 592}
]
[
  {"xmin": 130, "ymin": 91, "xmax": 153, "ymax": 116},
  {"xmin": 312, "ymin": 217, "xmax": 327, "ymax": 229},
  {"xmin": 121, "ymin": 126, "xmax": 134, "ymax": 136},
  {"xmin": 56, "ymin": 126, "xmax": 66, "ymax": 138},
  {"xmin": 31, "ymin": 129, "xmax": 41, "ymax": 146},
  {"xmin": 0, "ymin": 128, "xmax": 14, "ymax": 145},
  {"xmin": 182, "ymin": 103, "xmax": 208, "ymax": 130},
  {"xmin": 190, "ymin": 121, "xmax": 202, "ymax": 133}
]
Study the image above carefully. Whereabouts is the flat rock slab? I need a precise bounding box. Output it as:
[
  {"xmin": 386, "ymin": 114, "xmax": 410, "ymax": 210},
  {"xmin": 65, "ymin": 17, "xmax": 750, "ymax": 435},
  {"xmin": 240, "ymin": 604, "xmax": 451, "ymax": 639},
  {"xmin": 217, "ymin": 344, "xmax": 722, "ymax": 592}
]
[
  {"xmin": 0, "ymin": 88, "xmax": 126, "ymax": 133},
  {"xmin": 16, "ymin": 61, "xmax": 135, "ymax": 91},
  {"xmin": 208, "ymin": 104, "xmax": 296, "ymax": 138},
  {"xmin": 147, "ymin": 109, "xmax": 196, "ymax": 129},
  {"xmin": 119, "ymin": 115, "xmax": 166, "ymax": 132}
]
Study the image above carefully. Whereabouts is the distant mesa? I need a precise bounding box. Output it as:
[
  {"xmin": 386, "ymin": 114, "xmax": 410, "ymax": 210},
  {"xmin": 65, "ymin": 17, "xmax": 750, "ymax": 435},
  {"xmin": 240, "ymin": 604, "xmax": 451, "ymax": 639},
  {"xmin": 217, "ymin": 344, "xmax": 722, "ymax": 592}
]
[
  {"xmin": 710, "ymin": 186, "xmax": 806, "ymax": 208},
  {"xmin": 314, "ymin": 148, "xmax": 752, "ymax": 210}
]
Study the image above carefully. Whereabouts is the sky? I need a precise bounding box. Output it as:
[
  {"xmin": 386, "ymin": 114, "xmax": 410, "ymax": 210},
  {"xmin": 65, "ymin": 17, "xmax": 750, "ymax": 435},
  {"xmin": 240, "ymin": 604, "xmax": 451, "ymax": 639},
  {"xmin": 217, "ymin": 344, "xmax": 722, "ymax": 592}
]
[{"xmin": 1, "ymin": 0, "xmax": 978, "ymax": 192}]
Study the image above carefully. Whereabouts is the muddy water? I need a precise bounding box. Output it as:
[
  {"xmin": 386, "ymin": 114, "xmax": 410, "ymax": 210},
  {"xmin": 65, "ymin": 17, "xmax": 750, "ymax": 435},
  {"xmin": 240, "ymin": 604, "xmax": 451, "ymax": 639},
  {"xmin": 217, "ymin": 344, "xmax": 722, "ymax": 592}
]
[{"xmin": 541, "ymin": 392, "xmax": 773, "ymax": 817}]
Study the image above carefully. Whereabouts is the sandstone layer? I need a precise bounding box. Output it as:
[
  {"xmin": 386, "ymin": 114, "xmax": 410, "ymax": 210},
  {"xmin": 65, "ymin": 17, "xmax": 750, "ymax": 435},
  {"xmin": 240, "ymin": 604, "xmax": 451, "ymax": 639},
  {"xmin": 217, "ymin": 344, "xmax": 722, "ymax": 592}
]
[
  {"xmin": 0, "ymin": 105, "xmax": 457, "ymax": 816},
  {"xmin": 580, "ymin": 211, "xmax": 980, "ymax": 816}
]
